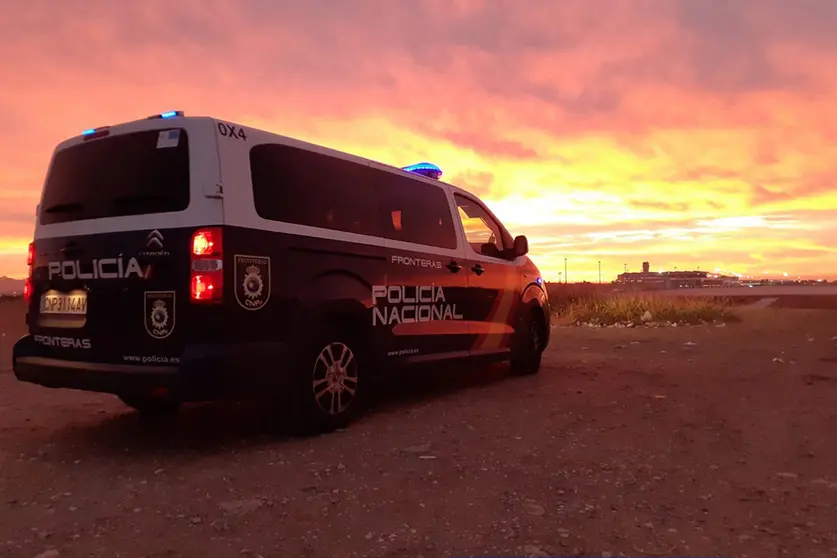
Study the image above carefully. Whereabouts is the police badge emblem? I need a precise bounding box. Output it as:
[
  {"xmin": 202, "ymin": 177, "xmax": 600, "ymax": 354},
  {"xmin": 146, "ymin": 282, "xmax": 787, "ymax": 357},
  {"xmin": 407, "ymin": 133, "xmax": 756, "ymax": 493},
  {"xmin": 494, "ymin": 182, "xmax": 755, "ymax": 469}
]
[
  {"xmin": 234, "ymin": 255, "xmax": 271, "ymax": 310},
  {"xmin": 144, "ymin": 291, "xmax": 176, "ymax": 339}
]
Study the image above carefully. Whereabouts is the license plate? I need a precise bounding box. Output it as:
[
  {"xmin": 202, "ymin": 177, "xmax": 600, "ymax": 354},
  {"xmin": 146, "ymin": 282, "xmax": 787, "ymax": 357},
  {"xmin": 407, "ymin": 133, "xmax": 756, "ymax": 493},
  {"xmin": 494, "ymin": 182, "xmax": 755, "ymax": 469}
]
[{"xmin": 40, "ymin": 292, "xmax": 88, "ymax": 315}]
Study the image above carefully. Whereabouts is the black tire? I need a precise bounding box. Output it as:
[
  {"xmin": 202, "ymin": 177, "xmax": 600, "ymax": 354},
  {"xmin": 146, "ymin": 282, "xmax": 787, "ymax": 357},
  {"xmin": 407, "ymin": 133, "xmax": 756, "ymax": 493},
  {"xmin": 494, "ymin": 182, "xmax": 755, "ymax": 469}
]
[
  {"xmin": 118, "ymin": 394, "xmax": 181, "ymax": 416},
  {"xmin": 283, "ymin": 324, "xmax": 365, "ymax": 436},
  {"xmin": 510, "ymin": 309, "xmax": 545, "ymax": 376}
]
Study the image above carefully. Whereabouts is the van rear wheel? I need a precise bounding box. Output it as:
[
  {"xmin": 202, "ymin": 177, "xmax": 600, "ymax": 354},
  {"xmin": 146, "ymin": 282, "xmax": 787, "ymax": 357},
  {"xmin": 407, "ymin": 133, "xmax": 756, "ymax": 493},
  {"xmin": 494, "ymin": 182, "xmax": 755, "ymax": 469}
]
[
  {"xmin": 118, "ymin": 394, "xmax": 181, "ymax": 416},
  {"xmin": 284, "ymin": 325, "xmax": 364, "ymax": 435}
]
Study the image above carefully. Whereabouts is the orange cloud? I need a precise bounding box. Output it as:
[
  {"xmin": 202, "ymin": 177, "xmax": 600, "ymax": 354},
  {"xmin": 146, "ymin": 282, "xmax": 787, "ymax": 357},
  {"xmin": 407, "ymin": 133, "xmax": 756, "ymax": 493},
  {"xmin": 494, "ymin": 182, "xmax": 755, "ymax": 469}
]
[{"xmin": 1, "ymin": 1, "xmax": 836, "ymax": 281}]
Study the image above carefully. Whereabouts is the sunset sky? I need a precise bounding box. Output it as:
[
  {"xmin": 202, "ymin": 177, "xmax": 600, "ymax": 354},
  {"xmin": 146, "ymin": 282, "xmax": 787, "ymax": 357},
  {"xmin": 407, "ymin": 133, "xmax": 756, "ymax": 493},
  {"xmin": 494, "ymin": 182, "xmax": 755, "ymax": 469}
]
[{"xmin": 2, "ymin": 0, "xmax": 836, "ymax": 282}]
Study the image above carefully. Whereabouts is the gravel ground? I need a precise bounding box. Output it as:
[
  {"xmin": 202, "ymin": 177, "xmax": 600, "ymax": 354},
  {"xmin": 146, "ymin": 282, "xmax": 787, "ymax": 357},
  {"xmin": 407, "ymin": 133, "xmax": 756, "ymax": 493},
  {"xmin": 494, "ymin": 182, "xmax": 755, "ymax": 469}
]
[{"xmin": 2, "ymin": 305, "xmax": 837, "ymax": 558}]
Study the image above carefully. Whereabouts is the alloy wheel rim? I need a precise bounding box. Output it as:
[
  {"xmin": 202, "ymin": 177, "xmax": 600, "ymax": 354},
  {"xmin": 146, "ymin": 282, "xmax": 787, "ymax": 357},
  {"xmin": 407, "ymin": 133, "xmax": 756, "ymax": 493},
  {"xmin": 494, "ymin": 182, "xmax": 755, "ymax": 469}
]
[{"xmin": 311, "ymin": 342, "xmax": 358, "ymax": 415}]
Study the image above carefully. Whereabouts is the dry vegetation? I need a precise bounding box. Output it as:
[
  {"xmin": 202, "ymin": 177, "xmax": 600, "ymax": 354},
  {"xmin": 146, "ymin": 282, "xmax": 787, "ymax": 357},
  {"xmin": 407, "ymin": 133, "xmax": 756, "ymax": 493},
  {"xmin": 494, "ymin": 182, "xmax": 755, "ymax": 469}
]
[
  {"xmin": 557, "ymin": 294, "xmax": 740, "ymax": 327},
  {"xmin": 545, "ymin": 282, "xmax": 739, "ymax": 327}
]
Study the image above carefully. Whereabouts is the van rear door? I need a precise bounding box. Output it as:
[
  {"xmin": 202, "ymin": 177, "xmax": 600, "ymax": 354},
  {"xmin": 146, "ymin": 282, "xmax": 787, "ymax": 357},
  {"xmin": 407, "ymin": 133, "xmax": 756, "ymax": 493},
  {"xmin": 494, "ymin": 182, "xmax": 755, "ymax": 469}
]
[{"xmin": 27, "ymin": 117, "xmax": 223, "ymax": 366}]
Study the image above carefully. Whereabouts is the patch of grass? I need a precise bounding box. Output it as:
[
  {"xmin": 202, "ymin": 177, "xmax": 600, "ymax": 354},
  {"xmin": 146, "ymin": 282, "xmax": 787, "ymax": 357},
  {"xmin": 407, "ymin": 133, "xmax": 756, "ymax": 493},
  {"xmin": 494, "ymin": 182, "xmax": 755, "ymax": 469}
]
[{"xmin": 555, "ymin": 294, "xmax": 740, "ymax": 327}]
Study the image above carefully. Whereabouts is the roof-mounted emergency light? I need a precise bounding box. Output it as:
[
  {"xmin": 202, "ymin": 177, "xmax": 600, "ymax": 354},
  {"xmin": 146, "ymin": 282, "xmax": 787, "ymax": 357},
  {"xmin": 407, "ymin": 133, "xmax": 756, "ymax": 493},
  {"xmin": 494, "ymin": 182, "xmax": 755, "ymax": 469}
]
[
  {"xmin": 81, "ymin": 126, "xmax": 111, "ymax": 141},
  {"xmin": 147, "ymin": 110, "xmax": 184, "ymax": 120},
  {"xmin": 402, "ymin": 162, "xmax": 443, "ymax": 180},
  {"xmin": 81, "ymin": 110, "xmax": 183, "ymax": 138}
]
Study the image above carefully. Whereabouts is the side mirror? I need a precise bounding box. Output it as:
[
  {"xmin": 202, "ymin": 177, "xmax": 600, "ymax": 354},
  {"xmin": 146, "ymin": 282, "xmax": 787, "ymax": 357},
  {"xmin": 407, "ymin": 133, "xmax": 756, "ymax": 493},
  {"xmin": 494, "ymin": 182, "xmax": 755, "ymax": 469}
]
[
  {"xmin": 513, "ymin": 235, "xmax": 529, "ymax": 258},
  {"xmin": 480, "ymin": 243, "xmax": 503, "ymax": 259}
]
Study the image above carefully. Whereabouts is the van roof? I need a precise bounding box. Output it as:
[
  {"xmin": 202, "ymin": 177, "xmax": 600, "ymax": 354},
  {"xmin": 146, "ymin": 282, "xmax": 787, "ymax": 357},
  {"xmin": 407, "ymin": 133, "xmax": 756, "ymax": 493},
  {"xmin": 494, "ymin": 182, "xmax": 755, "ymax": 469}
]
[{"xmin": 63, "ymin": 111, "xmax": 479, "ymax": 199}]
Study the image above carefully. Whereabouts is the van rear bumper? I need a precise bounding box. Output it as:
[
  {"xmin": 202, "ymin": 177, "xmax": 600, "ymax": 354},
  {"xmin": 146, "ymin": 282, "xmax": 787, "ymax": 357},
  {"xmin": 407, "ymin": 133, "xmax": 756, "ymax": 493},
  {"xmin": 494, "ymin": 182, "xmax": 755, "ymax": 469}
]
[{"xmin": 12, "ymin": 334, "xmax": 292, "ymax": 401}]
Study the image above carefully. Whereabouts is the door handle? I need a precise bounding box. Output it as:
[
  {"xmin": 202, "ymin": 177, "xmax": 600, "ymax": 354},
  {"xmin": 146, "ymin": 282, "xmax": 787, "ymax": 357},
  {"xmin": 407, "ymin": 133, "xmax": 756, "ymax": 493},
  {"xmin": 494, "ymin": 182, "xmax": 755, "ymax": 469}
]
[
  {"xmin": 446, "ymin": 261, "xmax": 462, "ymax": 273},
  {"xmin": 472, "ymin": 264, "xmax": 485, "ymax": 275}
]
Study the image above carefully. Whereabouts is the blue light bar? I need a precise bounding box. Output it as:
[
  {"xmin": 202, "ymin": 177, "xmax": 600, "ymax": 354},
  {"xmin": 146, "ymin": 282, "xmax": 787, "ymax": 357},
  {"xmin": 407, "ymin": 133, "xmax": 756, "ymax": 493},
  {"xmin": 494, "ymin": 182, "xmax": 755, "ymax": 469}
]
[
  {"xmin": 82, "ymin": 128, "xmax": 96, "ymax": 135},
  {"xmin": 402, "ymin": 162, "xmax": 443, "ymax": 180},
  {"xmin": 147, "ymin": 110, "xmax": 184, "ymax": 120}
]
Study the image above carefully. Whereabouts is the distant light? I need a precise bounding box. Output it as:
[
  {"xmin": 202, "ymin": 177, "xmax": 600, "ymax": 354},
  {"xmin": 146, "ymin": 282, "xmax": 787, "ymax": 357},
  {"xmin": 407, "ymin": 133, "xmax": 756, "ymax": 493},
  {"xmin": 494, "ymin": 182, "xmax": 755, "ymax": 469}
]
[
  {"xmin": 82, "ymin": 128, "xmax": 96, "ymax": 135},
  {"xmin": 402, "ymin": 162, "xmax": 443, "ymax": 180},
  {"xmin": 783, "ymin": 272, "xmax": 789, "ymax": 277}
]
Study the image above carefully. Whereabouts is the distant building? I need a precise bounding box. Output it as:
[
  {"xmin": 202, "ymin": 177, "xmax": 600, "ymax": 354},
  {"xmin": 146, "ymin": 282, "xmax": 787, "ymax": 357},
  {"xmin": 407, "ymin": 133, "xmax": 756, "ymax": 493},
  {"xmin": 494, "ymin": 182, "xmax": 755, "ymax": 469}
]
[{"xmin": 615, "ymin": 262, "xmax": 740, "ymax": 290}]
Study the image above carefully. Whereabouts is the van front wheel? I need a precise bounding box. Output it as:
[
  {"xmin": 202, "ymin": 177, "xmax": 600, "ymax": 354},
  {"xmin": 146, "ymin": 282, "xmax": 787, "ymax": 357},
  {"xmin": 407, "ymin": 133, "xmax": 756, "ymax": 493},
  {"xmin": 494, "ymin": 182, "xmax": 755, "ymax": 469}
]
[{"xmin": 510, "ymin": 310, "xmax": 545, "ymax": 376}]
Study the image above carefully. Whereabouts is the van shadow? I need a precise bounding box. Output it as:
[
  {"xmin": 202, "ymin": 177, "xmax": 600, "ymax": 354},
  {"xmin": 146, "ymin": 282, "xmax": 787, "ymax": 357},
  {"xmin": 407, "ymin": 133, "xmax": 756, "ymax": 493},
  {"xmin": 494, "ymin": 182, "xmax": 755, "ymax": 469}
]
[{"xmin": 45, "ymin": 360, "xmax": 515, "ymax": 458}]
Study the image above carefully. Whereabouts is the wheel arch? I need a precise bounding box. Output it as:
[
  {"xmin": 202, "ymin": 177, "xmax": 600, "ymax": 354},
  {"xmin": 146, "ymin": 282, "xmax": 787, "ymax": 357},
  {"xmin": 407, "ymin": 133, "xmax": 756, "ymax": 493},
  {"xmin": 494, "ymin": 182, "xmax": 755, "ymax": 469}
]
[
  {"xmin": 305, "ymin": 297, "xmax": 382, "ymax": 369},
  {"xmin": 292, "ymin": 267, "xmax": 388, "ymax": 372}
]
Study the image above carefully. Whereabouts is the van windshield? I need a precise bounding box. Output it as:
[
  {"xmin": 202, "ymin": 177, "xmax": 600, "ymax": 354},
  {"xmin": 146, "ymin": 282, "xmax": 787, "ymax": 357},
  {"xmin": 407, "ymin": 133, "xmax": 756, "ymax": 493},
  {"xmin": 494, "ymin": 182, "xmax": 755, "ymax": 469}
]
[{"xmin": 40, "ymin": 128, "xmax": 191, "ymax": 225}]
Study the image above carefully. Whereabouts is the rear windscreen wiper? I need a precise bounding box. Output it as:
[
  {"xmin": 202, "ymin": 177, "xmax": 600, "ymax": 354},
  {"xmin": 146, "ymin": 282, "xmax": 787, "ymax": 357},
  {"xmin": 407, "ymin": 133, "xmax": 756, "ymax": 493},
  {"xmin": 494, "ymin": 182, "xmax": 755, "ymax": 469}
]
[{"xmin": 42, "ymin": 202, "xmax": 84, "ymax": 214}]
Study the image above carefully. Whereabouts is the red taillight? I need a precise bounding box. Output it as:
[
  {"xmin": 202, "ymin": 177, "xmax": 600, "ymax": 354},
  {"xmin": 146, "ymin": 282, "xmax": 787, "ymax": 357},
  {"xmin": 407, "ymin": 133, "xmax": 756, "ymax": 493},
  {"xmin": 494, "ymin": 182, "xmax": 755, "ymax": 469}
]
[
  {"xmin": 190, "ymin": 228, "xmax": 223, "ymax": 303},
  {"xmin": 192, "ymin": 229, "xmax": 220, "ymax": 256},
  {"xmin": 24, "ymin": 242, "xmax": 34, "ymax": 303},
  {"xmin": 23, "ymin": 278, "xmax": 32, "ymax": 303},
  {"xmin": 190, "ymin": 274, "xmax": 219, "ymax": 299}
]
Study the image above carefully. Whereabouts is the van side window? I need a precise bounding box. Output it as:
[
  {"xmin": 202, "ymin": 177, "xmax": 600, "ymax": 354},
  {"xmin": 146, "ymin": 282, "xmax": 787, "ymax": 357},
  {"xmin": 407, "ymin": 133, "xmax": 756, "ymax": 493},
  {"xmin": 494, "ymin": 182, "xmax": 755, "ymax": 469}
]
[
  {"xmin": 454, "ymin": 194, "xmax": 506, "ymax": 258},
  {"xmin": 375, "ymin": 173, "xmax": 458, "ymax": 250},
  {"xmin": 250, "ymin": 144, "xmax": 380, "ymax": 237},
  {"xmin": 250, "ymin": 143, "xmax": 458, "ymax": 249}
]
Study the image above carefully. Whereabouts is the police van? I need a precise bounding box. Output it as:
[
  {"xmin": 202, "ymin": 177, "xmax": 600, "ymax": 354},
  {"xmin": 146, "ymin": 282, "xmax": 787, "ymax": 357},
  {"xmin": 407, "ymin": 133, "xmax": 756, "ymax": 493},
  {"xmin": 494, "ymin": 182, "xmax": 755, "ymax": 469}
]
[{"xmin": 13, "ymin": 110, "xmax": 551, "ymax": 433}]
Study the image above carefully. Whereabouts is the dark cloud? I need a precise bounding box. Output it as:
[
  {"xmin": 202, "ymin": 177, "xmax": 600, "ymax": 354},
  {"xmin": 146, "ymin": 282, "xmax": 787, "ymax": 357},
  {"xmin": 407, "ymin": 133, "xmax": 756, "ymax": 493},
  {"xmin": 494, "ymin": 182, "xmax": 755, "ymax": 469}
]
[
  {"xmin": 590, "ymin": 0, "xmax": 832, "ymax": 97},
  {"xmin": 671, "ymin": 0, "xmax": 807, "ymax": 93},
  {"xmin": 436, "ymin": 130, "xmax": 538, "ymax": 159},
  {"xmin": 5, "ymin": 0, "xmax": 835, "ymax": 136},
  {"xmin": 677, "ymin": 0, "xmax": 837, "ymax": 50}
]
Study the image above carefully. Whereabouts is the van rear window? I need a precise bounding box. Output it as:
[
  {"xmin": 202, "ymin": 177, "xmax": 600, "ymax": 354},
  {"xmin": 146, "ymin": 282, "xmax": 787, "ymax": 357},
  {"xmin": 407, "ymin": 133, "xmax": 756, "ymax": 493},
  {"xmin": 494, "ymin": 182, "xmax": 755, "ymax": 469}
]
[{"xmin": 39, "ymin": 129, "xmax": 190, "ymax": 225}]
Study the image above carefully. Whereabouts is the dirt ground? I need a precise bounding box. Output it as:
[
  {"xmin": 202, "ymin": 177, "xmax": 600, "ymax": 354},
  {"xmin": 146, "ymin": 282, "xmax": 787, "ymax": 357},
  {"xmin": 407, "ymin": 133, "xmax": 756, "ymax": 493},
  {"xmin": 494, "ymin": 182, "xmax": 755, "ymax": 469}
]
[{"xmin": 2, "ymin": 299, "xmax": 837, "ymax": 558}]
